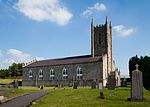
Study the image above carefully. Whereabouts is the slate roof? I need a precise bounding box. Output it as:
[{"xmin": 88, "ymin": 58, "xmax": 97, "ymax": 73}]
[{"xmin": 25, "ymin": 55, "xmax": 102, "ymax": 68}]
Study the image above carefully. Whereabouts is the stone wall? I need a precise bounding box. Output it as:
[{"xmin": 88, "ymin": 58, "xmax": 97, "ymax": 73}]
[
  {"xmin": 22, "ymin": 61, "xmax": 103, "ymax": 86},
  {"xmin": 102, "ymin": 54, "xmax": 108, "ymax": 87},
  {"xmin": 93, "ymin": 25, "xmax": 107, "ymax": 56}
]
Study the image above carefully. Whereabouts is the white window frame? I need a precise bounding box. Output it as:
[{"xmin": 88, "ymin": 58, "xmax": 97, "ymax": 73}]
[
  {"xmin": 39, "ymin": 69, "xmax": 43, "ymax": 80},
  {"xmin": 62, "ymin": 67, "xmax": 68, "ymax": 80},
  {"xmin": 77, "ymin": 66, "xmax": 83, "ymax": 80},
  {"xmin": 50, "ymin": 68, "xmax": 55, "ymax": 80},
  {"xmin": 29, "ymin": 69, "xmax": 33, "ymax": 80}
]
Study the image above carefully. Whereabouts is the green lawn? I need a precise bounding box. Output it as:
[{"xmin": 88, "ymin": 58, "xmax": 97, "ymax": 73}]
[
  {"xmin": 32, "ymin": 87, "xmax": 150, "ymax": 107},
  {"xmin": 2, "ymin": 87, "xmax": 54, "ymax": 99},
  {"xmin": 0, "ymin": 79, "xmax": 22, "ymax": 83},
  {"xmin": 2, "ymin": 87, "xmax": 38, "ymax": 99}
]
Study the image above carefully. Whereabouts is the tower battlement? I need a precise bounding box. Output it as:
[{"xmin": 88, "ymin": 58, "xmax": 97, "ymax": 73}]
[{"xmin": 95, "ymin": 24, "xmax": 105, "ymax": 28}]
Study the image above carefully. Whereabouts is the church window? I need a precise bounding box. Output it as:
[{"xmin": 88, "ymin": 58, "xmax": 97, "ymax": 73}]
[
  {"xmin": 50, "ymin": 69, "xmax": 55, "ymax": 80},
  {"xmin": 77, "ymin": 67, "xmax": 83, "ymax": 80},
  {"xmin": 39, "ymin": 69, "xmax": 43, "ymax": 80},
  {"xmin": 29, "ymin": 69, "xmax": 33, "ymax": 80},
  {"xmin": 62, "ymin": 67, "xmax": 68, "ymax": 80}
]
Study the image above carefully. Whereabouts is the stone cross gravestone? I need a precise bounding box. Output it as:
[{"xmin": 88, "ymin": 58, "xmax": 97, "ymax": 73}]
[
  {"xmin": 91, "ymin": 81, "xmax": 96, "ymax": 89},
  {"xmin": 131, "ymin": 64, "xmax": 143, "ymax": 101},
  {"xmin": 107, "ymin": 72, "xmax": 116, "ymax": 90}
]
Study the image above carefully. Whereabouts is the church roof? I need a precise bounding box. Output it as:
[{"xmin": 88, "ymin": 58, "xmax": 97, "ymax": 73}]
[{"xmin": 25, "ymin": 55, "xmax": 102, "ymax": 68}]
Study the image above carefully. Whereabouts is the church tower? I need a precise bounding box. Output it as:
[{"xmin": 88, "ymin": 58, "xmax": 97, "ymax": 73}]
[{"xmin": 91, "ymin": 16, "xmax": 113, "ymax": 74}]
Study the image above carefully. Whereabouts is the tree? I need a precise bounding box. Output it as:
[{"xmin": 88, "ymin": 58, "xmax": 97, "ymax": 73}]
[
  {"xmin": 129, "ymin": 55, "xmax": 150, "ymax": 91},
  {"xmin": 0, "ymin": 63, "xmax": 23, "ymax": 79},
  {"xmin": 8, "ymin": 63, "xmax": 23, "ymax": 77},
  {"xmin": 141, "ymin": 56, "xmax": 150, "ymax": 90},
  {"xmin": 129, "ymin": 55, "xmax": 140, "ymax": 78},
  {"xmin": 0, "ymin": 69, "xmax": 9, "ymax": 78}
]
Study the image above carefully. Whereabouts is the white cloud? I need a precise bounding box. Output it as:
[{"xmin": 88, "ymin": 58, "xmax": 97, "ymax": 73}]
[
  {"xmin": 7, "ymin": 48, "xmax": 31, "ymax": 60},
  {"xmin": 81, "ymin": 3, "xmax": 107, "ymax": 17},
  {"xmin": 14, "ymin": 0, "xmax": 73, "ymax": 26},
  {"xmin": 113, "ymin": 25, "xmax": 136, "ymax": 37},
  {"xmin": 0, "ymin": 49, "xmax": 47, "ymax": 69},
  {"xmin": 3, "ymin": 59, "xmax": 15, "ymax": 66}
]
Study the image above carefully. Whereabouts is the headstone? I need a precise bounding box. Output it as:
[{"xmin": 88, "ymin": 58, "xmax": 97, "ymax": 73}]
[
  {"xmin": 40, "ymin": 85, "xmax": 44, "ymax": 90},
  {"xmin": 0, "ymin": 96, "xmax": 4, "ymax": 103},
  {"xmin": 107, "ymin": 72, "xmax": 116, "ymax": 90},
  {"xmin": 18, "ymin": 81, "xmax": 22, "ymax": 86},
  {"xmin": 68, "ymin": 81, "xmax": 73, "ymax": 87},
  {"xmin": 58, "ymin": 84, "xmax": 64, "ymax": 88},
  {"xmin": 121, "ymin": 78, "xmax": 127, "ymax": 87},
  {"xmin": 73, "ymin": 82, "xmax": 78, "ymax": 89},
  {"xmin": 131, "ymin": 64, "xmax": 143, "ymax": 101},
  {"xmin": 98, "ymin": 82, "xmax": 103, "ymax": 89},
  {"xmin": 91, "ymin": 81, "xmax": 96, "ymax": 89},
  {"xmin": 13, "ymin": 80, "xmax": 18, "ymax": 88}
]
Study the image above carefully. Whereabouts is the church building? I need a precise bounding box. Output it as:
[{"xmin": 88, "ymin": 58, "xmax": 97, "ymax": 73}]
[{"xmin": 22, "ymin": 17, "xmax": 120, "ymax": 87}]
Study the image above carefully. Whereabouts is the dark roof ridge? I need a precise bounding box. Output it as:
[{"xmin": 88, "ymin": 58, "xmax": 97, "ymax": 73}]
[
  {"xmin": 38, "ymin": 55, "xmax": 92, "ymax": 62},
  {"xmin": 25, "ymin": 55, "xmax": 102, "ymax": 68}
]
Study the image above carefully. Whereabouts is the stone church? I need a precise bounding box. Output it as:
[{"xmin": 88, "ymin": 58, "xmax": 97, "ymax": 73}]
[{"xmin": 22, "ymin": 17, "xmax": 121, "ymax": 87}]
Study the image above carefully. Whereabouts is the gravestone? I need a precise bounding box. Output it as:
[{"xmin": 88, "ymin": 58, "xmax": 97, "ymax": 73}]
[
  {"xmin": 98, "ymin": 82, "xmax": 103, "ymax": 90},
  {"xmin": 0, "ymin": 96, "xmax": 4, "ymax": 103},
  {"xmin": 73, "ymin": 82, "xmax": 78, "ymax": 89},
  {"xmin": 58, "ymin": 84, "xmax": 64, "ymax": 88},
  {"xmin": 131, "ymin": 64, "xmax": 143, "ymax": 101},
  {"xmin": 91, "ymin": 81, "xmax": 96, "ymax": 89},
  {"xmin": 40, "ymin": 85, "xmax": 44, "ymax": 90},
  {"xmin": 121, "ymin": 78, "xmax": 127, "ymax": 87},
  {"xmin": 68, "ymin": 81, "xmax": 73, "ymax": 87},
  {"xmin": 107, "ymin": 72, "xmax": 116, "ymax": 90},
  {"xmin": 13, "ymin": 80, "xmax": 18, "ymax": 88}
]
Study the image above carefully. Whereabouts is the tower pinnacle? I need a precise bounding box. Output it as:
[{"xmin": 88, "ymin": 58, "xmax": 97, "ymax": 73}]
[
  {"xmin": 106, "ymin": 16, "xmax": 108, "ymax": 24},
  {"xmin": 91, "ymin": 17, "xmax": 94, "ymax": 57},
  {"xmin": 91, "ymin": 17, "xmax": 94, "ymax": 26},
  {"xmin": 110, "ymin": 21, "xmax": 112, "ymax": 26}
]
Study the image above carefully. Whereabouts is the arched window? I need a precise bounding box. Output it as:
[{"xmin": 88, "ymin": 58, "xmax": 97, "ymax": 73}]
[
  {"xmin": 62, "ymin": 67, "xmax": 68, "ymax": 80},
  {"xmin": 50, "ymin": 68, "xmax": 55, "ymax": 80},
  {"xmin": 29, "ymin": 69, "xmax": 33, "ymax": 80},
  {"xmin": 39, "ymin": 69, "xmax": 43, "ymax": 80},
  {"xmin": 77, "ymin": 66, "xmax": 83, "ymax": 80}
]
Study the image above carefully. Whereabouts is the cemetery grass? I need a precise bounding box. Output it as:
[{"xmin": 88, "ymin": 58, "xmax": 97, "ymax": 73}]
[
  {"xmin": 32, "ymin": 86, "xmax": 150, "ymax": 107},
  {"xmin": 0, "ymin": 79, "xmax": 22, "ymax": 83},
  {"xmin": 3, "ymin": 87, "xmax": 53, "ymax": 99},
  {"xmin": 3, "ymin": 87, "xmax": 39, "ymax": 98}
]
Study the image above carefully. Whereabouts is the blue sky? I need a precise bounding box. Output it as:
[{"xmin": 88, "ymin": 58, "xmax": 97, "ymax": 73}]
[{"xmin": 0, "ymin": 0, "xmax": 150, "ymax": 75}]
